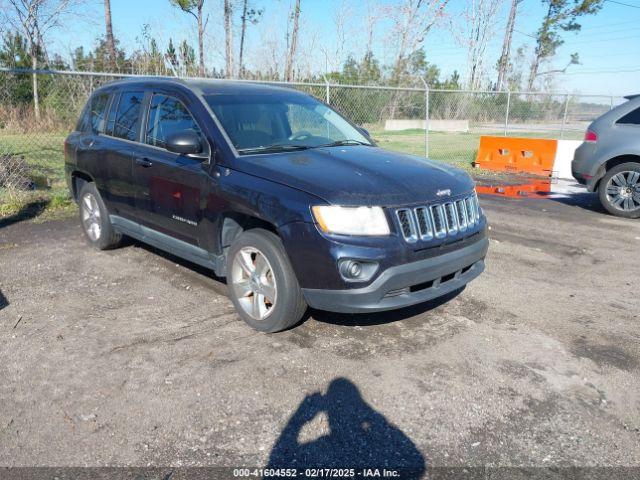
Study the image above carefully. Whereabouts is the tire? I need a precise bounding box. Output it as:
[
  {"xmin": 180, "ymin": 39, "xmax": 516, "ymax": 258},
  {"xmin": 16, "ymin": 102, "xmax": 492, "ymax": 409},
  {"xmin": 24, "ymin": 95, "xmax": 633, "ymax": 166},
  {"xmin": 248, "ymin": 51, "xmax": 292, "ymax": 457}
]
[
  {"xmin": 598, "ymin": 162, "xmax": 640, "ymax": 219},
  {"xmin": 78, "ymin": 182, "xmax": 122, "ymax": 250},
  {"xmin": 226, "ymin": 228, "xmax": 307, "ymax": 332}
]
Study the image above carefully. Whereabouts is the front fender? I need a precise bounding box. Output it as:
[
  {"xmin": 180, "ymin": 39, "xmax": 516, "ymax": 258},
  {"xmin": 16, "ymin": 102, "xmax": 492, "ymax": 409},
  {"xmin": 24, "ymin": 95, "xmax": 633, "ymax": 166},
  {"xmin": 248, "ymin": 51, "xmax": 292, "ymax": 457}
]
[{"xmin": 217, "ymin": 168, "xmax": 325, "ymax": 226}]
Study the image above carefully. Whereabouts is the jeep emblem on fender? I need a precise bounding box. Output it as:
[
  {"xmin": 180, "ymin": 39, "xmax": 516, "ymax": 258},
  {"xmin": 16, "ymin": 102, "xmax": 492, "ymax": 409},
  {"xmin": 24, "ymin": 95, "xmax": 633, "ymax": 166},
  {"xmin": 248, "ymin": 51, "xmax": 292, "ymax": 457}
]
[{"xmin": 437, "ymin": 189, "xmax": 452, "ymax": 197}]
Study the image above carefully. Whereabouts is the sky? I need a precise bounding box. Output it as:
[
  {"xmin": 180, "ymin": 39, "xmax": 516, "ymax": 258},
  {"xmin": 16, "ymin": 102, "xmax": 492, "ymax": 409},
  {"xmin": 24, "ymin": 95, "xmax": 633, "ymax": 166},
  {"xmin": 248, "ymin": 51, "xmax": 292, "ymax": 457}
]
[{"xmin": 47, "ymin": 0, "xmax": 640, "ymax": 97}]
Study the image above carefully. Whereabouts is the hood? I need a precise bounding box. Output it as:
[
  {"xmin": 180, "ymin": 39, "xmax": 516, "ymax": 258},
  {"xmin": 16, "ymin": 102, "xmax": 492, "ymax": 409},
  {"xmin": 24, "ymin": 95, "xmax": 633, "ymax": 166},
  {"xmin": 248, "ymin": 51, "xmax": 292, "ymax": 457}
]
[{"xmin": 231, "ymin": 146, "xmax": 475, "ymax": 206}]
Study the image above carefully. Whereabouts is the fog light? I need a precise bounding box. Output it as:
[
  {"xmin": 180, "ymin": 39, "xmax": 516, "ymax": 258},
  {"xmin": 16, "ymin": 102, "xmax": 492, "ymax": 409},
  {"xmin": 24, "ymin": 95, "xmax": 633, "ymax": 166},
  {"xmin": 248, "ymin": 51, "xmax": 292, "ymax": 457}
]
[
  {"xmin": 338, "ymin": 259, "xmax": 378, "ymax": 282},
  {"xmin": 340, "ymin": 260, "xmax": 361, "ymax": 279},
  {"xmin": 349, "ymin": 262, "xmax": 362, "ymax": 277}
]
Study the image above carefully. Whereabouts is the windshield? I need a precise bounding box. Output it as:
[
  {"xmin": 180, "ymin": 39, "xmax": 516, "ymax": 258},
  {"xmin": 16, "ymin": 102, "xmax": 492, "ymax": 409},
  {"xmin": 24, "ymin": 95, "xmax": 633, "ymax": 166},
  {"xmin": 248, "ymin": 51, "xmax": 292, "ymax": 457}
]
[{"xmin": 204, "ymin": 93, "xmax": 372, "ymax": 154}]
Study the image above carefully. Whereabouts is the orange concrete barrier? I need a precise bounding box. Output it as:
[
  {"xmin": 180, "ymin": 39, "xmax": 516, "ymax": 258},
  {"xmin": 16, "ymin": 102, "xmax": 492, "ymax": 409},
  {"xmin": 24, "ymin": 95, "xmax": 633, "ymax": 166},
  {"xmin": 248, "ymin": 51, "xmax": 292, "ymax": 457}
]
[
  {"xmin": 476, "ymin": 179, "xmax": 552, "ymax": 199},
  {"xmin": 474, "ymin": 136, "xmax": 558, "ymax": 176}
]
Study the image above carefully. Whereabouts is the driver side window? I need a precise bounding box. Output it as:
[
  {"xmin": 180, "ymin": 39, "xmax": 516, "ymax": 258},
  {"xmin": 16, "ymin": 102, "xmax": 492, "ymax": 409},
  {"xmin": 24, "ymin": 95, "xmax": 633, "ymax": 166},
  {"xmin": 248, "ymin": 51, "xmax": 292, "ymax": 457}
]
[{"xmin": 145, "ymin": 94, "xmax": 203, "ymax": 150}]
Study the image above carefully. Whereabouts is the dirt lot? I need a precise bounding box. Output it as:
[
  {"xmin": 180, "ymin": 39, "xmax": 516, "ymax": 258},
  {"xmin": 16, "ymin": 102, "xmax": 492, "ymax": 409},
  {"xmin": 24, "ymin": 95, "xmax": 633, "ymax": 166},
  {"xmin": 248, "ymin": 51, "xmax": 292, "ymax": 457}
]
[{"xmin": 0, "ymin": 189, "xmax": 639, "ymax": 471}]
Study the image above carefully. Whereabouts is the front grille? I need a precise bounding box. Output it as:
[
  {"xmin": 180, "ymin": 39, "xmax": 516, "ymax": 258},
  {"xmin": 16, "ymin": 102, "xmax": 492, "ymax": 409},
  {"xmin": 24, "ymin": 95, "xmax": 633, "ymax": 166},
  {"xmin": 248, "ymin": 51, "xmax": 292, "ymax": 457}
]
[
  {"xmin": 395, "ymin": 208, "xmax": 418, "ymax": 242},
  {"xmin": 395, "ymin": 193, "xmax": 481, "ymax": 243}
]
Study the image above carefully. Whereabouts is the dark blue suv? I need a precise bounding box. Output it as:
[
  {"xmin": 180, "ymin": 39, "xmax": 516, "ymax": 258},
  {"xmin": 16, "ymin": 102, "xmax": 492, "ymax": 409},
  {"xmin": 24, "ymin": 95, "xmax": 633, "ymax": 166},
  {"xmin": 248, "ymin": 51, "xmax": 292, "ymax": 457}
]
[{"xmin": 65, "ymin": 78, "xmax": 488, "ymax": 332}]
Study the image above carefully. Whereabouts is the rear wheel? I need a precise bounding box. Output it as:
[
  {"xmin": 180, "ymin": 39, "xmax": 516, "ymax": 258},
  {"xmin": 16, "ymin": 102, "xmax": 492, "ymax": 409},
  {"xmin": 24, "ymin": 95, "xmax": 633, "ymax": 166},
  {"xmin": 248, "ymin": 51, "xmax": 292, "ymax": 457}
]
[
  {"xmin": 78, "ymin": 182, "xmax": 122, "ymax": 249},
  {"xmin": 226, "ymin": 229, "xmax": 307, "ymax": 332},
  {"xmin": 598, "ymin": 163, "xmax": 640, "ymax": 218}
]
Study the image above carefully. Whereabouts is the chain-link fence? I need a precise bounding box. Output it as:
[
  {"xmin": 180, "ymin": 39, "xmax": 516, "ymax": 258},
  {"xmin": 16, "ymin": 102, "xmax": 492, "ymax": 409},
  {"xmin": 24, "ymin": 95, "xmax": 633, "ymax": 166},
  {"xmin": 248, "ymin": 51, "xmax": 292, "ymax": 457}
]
[{"xmin": 0, "ymin": 67, "xmax": 625, "ymax": 210}]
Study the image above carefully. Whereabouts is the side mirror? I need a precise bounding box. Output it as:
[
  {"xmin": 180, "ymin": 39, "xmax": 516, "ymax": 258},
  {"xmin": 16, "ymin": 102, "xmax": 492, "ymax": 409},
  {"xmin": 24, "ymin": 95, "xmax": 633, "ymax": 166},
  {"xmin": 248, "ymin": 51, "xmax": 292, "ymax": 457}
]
[{"xmin": 165, "ymin": 130, "xmax": 203, "ymax": 155}]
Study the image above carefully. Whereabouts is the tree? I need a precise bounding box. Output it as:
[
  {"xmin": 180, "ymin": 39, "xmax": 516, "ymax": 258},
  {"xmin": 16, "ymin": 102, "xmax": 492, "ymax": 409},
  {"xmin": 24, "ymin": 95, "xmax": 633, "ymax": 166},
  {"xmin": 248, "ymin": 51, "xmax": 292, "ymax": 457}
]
[
  {"xmin": 387, "ymin": 0, "xmax": 450, "ymax": 86},
  {"xmin": 384, "ymin": 0, "xmax": 448, "ymax": 118},
  {"xmin": 165, "ymin": 37, "xmax": 178, "ymax": 73},
  {"xmin": 99, "ymin": 36, "xmax": 129, "ymax": 71},
  {"xmin": 389, "ymin": 48, "xmax": 440, "ymax": 87},
  {"xmin": 0, "ymin": 31, "xmax": 37, "ymax": 103},
  {"xmin": 331, "ymin": 0, "xmax": 352, "ymax": 74},
  {"xmin": 223, "ymin": 0, "xmax": 232, "ymax": 78},
  {"xmin": 0, "ymin": 30, "xmax": 32, "ymax": 68},
  {"xmin": 364, "ymin": 0, "xmax": 382, "ymax": 57},
  {"xmin": 441, "ymin": 70, "xmax": 461, "ymax": 90},
  {"xmin": 496, "ymin": 0, "xmax": 522, "ymax": 90},
  {"xmin": 131, "ymin": 26, "xmax": 167, "ymax": 75},
  {"xmin": 2, "ymin": 0, "xmax": 80, "ymax": 119},
  {"xmin": 526, "ymin": 0, "xmax": 603, "ymax": 90},
  {"xmin": 170, "ymin": 0, "xmax": 206, "ymax": 76},
  {"xmin": 178, "ymin": 39, "xmax": 196, "ymax": 76},
  {"xmin": 103, "ymin": 0, "xmax": 116, "ymax": 71},
  {"xmin": 456, "ymin": 0, "xmax": 504, "ymax": 90},
  {"xmin": 360, "ymin": 51, "xmax": 382, "ymax": 84},
  {"xmin": 70, "ymin": 44, "xmax": 89, "ymax": 70},
  {"xmin": 496, "ymin": 44, "xmax": 527, "ymax": 90},
  {"xmin": 238, "ymin": 0, "xmax": 262, "ymax": 78},
  {"xmin": 284, "ymin": 0, "xmax": 301, "ymax": 82}
]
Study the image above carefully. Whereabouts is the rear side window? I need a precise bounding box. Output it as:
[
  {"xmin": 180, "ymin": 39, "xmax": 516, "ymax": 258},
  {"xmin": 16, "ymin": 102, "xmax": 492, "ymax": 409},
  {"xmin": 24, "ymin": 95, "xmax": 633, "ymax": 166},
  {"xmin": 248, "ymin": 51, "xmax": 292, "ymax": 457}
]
[
  {"xmin": 79, "ymin": 93, "xmax": 109, "ymax": 133},
  {"xmin": 112, "ymin": 91, "xmax": 144, "ymax": 141},
  {"xmin": 145, "ymin": 94, "xmax": 203, "ymax": 149},
  {"xmin": 616, "ymin": 107, "xmax": 640, "ymax": 125}
]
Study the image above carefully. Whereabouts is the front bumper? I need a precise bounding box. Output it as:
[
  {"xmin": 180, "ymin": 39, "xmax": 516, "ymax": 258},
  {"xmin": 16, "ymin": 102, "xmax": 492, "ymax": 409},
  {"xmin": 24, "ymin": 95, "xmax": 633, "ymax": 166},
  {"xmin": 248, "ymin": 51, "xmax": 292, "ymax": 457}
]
[{"xmin": 302, "ymin": 235, "xmax": 488, "ymax": 313}]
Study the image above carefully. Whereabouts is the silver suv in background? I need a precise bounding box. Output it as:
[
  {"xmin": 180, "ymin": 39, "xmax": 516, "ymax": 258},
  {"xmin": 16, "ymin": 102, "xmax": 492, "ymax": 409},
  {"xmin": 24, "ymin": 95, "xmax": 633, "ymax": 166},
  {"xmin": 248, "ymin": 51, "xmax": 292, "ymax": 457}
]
[{"xmin": 572, "ymin": 94, "xmax": 640, "ymax": 218}]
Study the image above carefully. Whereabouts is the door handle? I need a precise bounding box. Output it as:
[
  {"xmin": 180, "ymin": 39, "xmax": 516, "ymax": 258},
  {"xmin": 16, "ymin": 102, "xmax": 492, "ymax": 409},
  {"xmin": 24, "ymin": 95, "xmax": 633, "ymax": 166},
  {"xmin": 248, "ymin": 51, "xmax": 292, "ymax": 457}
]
[{"xmin": 135, "ymin": 158, "xmax": 153, "ymax": 168}]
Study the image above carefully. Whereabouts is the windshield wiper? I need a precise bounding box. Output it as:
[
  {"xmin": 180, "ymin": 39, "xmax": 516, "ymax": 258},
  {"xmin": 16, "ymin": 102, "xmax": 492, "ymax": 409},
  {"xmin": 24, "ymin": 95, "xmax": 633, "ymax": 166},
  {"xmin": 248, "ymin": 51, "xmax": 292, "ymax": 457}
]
[
  {"xmin": 238, "ymin": 143, "xmax": 311, "ymax": 154},
  {"xmin": 316, "ymin": 139, "xmax": 372, "ymax": 148}
]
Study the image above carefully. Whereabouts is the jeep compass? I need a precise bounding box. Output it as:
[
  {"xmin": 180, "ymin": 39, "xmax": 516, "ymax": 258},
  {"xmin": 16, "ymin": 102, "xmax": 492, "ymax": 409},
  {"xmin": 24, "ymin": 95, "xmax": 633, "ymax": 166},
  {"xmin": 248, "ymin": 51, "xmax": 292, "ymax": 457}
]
[{"xmin": 65, "ymin": 78, "xmax": 488, "ymax": 332}]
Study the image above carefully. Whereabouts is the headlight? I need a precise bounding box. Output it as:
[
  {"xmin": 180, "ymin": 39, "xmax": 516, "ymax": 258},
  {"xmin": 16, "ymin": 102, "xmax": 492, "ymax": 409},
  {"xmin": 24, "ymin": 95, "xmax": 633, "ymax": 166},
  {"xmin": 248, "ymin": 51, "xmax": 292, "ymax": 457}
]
[{"xmin": 312, "ymin": 206, "xmax": 390, "ymax": 236}]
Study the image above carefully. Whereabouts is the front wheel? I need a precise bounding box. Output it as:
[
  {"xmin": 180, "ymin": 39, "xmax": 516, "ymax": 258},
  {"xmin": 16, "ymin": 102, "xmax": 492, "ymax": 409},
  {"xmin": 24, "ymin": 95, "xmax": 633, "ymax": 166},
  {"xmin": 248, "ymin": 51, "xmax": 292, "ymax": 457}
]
[
  {"xmin": 226, "ymin": 229, "xmax": 307, "ymax": 332},
  {"xmin": 598, "ymin": 162, "xmax": 640, "ymax": 218}
]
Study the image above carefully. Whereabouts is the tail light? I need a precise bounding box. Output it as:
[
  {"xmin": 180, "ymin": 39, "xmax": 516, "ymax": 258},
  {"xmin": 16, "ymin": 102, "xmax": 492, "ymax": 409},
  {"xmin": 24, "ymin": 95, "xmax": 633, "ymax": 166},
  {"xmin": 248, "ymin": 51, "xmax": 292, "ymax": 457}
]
[{"xmin": 584, "ymin": 129, "xmax": 597, "ymax": 143}]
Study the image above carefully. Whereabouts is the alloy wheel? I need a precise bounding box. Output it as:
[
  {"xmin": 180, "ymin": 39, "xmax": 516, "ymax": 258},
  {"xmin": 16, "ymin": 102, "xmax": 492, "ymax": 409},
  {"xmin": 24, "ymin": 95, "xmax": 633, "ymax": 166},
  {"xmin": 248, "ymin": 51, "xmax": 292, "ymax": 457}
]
[
  {"xmin": 81, "ymin": 193, "xmax": 102, "ymax": 241},
  {"xmin": 605, "ymin": 171, "xmax": 640, "ymax": 212},
  {"xmin": 230, "ymin": 247, "xmax": 277, "ymax": 321}
]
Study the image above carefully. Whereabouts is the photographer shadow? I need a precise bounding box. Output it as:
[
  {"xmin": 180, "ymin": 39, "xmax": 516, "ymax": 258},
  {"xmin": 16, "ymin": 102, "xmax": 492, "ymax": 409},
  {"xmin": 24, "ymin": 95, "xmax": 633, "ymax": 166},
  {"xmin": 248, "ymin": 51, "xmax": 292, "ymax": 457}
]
[{"xmin": 267, "ymin": 377, "xmax": 426, "ymax": 477}]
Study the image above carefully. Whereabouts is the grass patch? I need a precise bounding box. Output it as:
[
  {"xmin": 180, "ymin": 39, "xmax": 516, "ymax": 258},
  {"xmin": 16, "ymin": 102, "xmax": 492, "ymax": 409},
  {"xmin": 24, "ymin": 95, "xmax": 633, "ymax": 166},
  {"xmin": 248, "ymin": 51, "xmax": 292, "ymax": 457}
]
[
  {"xmin": 1, "ymin": 132, "xmax": 73, "ymax": 221},
  {"xmin": 372, "ymin": 128, "xmax": 584, "ymax": 167},
  {"xmin": 372, "ymin": 130, "xmax": 483, "ymax": 166}
]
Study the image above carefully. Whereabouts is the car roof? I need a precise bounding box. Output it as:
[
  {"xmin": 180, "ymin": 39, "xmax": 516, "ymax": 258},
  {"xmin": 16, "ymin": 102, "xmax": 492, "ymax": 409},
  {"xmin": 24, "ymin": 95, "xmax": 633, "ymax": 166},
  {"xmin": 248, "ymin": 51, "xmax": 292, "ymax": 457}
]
[{"xmin": 94, "ymin": 76, "xmax": 309, "ymax": 98}]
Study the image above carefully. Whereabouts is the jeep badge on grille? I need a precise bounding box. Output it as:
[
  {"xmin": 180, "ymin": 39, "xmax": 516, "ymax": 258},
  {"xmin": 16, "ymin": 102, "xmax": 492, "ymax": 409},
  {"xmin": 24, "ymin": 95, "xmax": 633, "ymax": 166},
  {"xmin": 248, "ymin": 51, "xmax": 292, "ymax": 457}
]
[{"xmin": 436, "ymin": 189, "xmax": 452, "ymax": 197}]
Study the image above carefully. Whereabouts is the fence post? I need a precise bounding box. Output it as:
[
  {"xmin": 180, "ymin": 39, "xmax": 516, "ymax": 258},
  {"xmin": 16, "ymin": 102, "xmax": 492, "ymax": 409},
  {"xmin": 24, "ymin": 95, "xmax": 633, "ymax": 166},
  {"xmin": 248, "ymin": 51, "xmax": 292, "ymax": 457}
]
[
  {"xmin": 322, "ymin": 74, "xmax": 330, "ymax": 104},
  {"xmin": 504, "ymin": 87, "xmax": 511, "ymax": 137},
  {"xmin": 420, "ymin": 77, "xmax": 429, "ymax": 158},
  {"xmin": 561, "ymin": 94, "xmax": 570, "ymax": 140}
]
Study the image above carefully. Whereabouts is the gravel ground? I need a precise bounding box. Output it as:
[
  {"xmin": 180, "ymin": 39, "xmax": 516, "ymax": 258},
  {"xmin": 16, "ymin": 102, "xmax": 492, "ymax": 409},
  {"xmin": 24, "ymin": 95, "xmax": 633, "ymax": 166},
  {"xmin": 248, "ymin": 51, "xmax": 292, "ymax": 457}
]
[{"xmin": 0, "ymin": 189, "xmax": 639, "ymax": 472}]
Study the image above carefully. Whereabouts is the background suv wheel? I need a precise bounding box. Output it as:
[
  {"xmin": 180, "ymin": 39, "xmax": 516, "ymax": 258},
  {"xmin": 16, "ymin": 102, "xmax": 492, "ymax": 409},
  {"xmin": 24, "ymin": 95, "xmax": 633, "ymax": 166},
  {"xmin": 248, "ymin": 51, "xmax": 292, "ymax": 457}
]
[
  {"xmin": 78, "ymin": 182, "xmax": 123, "ymax": 250},
  {"xmin": 226, "ymin": 229, "xmax": 307, "ymax": 332},
  {"xmin": 598, "ymin": 162, "xmax": 640, "ymax": 219}
]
